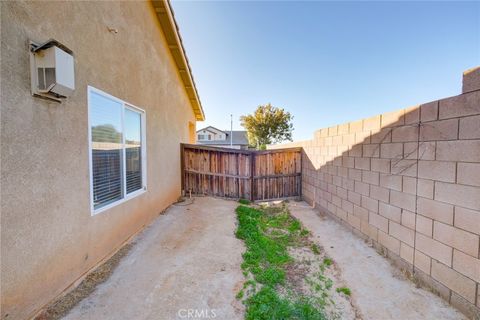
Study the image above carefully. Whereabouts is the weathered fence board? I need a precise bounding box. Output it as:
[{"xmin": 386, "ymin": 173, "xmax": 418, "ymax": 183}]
[{"xmin": 181, "ymin": 144, "xmax": 302, "ymax": 201}]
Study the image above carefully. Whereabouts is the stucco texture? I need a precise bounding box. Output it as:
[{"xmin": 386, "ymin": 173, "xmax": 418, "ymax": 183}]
[{"xmin": 1, "ymin": 1, "xmax": 196, "ymax": 319}]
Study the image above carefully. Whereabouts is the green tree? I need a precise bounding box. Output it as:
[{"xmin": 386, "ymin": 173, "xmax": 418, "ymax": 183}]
[{"xmin": 240, "ymin": 104, "xmax": 293, "ymax": 150}]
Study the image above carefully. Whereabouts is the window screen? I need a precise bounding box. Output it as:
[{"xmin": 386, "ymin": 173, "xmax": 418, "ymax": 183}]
[
  {"xmin": 89, "ymin": 87, "xmax": 146, "ymax": 213},
  {"xmin": 125, "ymin": 108, "xmax": 142, "ymax": 194}
]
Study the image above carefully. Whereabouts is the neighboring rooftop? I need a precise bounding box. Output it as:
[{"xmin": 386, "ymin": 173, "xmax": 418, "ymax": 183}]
[{"xmin": 196, "ymin": 126, "xmax": 249, "ymax": 146}]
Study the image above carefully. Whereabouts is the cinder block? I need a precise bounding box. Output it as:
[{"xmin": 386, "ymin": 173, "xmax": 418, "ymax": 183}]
[
  {"xmin": 453, "ymin": 249, "xmax": 480, "ymax": 282},
  {"xmin": 459, "ymin": 114, "xmax": 480, "ymax": 139},
  {"xmin": 404, "ymin": 106, "xmax": 420, "ymax": 125},
  {"xmin": 371, "ymin": 127, "xmax": 392, "ymax": 143},
  {"xmin": 392, "ymin": 125, "xmax": 419, "ymax": 142},
  {"xmin": 390, "ymin": 159, "xmax": 417, "ymax": 177},
  {"xmin": 450, "ymin": 291, "xmax": 480, "ymax": 320},
  {"xmin": 400, "ymin": 243, "xmax": 414, "ymax": 264},
  {"xmin": 380, "ymin": 174, "xmax": 402, "ymax": 191},
  {"xmin": 336, "ymin": 207, "xmax": 348, "ymax": 221},
  {"xmin": 348, "ymin": 168, "xmax": 362, "ymax": 181},
  {"xmin": 416, "ymin": 215, "xmax": 433, "ymax": 237},
  {"xmin": 378, "ymin": 230, "xmax": 401, "ymax": 254},
  {"xmin": 379, "ymin": 201, "xmax": 402, "ymax": 222},
  {"xmin": 355, "ymin": 157, "xmax": 371, "ymax": 170},
  {"xmin": 354, "ymin": 204, "xmax": 369, "ymax": 220},
  {"xmin": 420, "ymin": 101, "xmax": 438, "ymax": 122},
  {"xmin": 332, "ymin": 135, "xmax": 342, "ymax": 146},
  {"xmin": 342, "ymin": 156, "xmax": 355, "ymax": 168},
  {"xmin": 431, "ymin": 260, "xmax": 477, "ymax": 303},
  {"xmin": 320, "ymin": 128, "xmax": 329, "ymax": 137},
  {"xmin": 433, "ymin": 221, "xmax": 479, "ymax": 257},
  {"xmin": 342, "ymin": 133, "xmax": 356, "ymax": 146},
  {"xmin": 328, "ymin": 125, "xmax": 338, "ymax": 136},
  {"xmin": 341, "ymin": 199, "xmax": 354, "ymax": 214},
  {"xmin": 414, "ymin": 250, "xmax": 432, "ymax": 275},
  {"xmin": 369, "ymin": 185, "xmax": 390, "ymax": 203},
  {"xmin": 417, "ymin": 197, "xmax": 454, "ymax": 225},
  {"xmin": 439, "ymin": 90, "xmax": 480, "ymax": 120},
  {"xmin": 369, "ymin": 212, "xmax": 389, "ymax": 232},
  {"xmin": 435, "ymin": 181, "xmax": 480, "ymax": 210},
  {"xmin": 390, "ymin": 190, "xmax": 416, "ymax": 212},
  {"xmin": 362, "ymin": 170, "xmax": 379, "ymax": 186},
  {"xmin": 354, "ymin": 180, "xmax": 370, "ymax": 196},
  {"xmin": 363, "ymin": 144, "xmax": 380, "ymax": 158},
  {"xmin": 361, "ymin": 220, "xmax": 378, "ymax": 241},
  {"xmin": 349, "ymin": 120, "xmax": 363, "ymax": 133},
  {"xmin": 361, "ymin": 195, "xmax": 378, "ymax": 213},
  {"xmin": 418, "ymin": 160, "xmax": 456, "ymax": 183},
  {"xmin": 338, "ymin": 123, "xmax": 350, "ymax": 135},
  {"xmin": 342, "ymin": 178, "xmax": 355, "ymax": 191},
  {"xmin": 355, "ymin": 131, "xmax": 371, "ymax": 144},
  {"xmin": 457, "ymin": 162, "xmax": 480, "ymax": 187},
  {"xmin": 363, "ymin": 115, "xmax": 381, "ymax": 131},
  {"xmin": 403, "ymin": 141, "xmax": 435, "ymax": 160},
  {"xmin": 371, "ymin": 158, "xmax": 390, "ymax": 173},
  {"xmin": 347, "ymin": 190, "xmax": 361, "ymax": 206},
  {"xmin": 417, "ymin": 179, "xmax": 434, "ymax": 199},
  {"xmin": 349, "ymin": 144, "xmax": 363, "ymax": 157},
  {"xmin": 347, "ymin": 213, "xmax": 361, "ymax": 230},
  {"xmin": 416, "ymin": 233, "xmax": 452, "ymax": 266},
  {"xmin": 380, "ymin": 143, "xmax": 403, "ymax": 159},
  {"xmin": 454, "ymin": 206, "xmax": 480, "ymax": 235},
  {"xmin": 382, "ymin": 109, "xmax": 405, "ymax": 128},
  {"xmin": 420, "ymin": 119, "xmax": 459, "ymax": 141},
  {"xmin": 462, "ymin": 66, "xmax": 480, "ymax": 93},
  {"xmin": 389, "ymin": 221, "xmax": 415, "ymax": 246},
  {"xmin": 402, "ymin": 176, "xmax": 417, "ymax": 195},
  {"xmin": 401, "ymin": 210, "xmax": 416, "ymax": 230}
]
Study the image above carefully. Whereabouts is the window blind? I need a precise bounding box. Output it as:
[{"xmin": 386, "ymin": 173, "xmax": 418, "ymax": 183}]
[{"xmin": 90, "ymin": 91, "xmax": 124, "ymax": 209}]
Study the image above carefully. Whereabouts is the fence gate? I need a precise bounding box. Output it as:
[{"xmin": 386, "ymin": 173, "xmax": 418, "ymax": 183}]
[{"xmin": 181, "ymin": 144, "xmax": 302, "ymax": 201}]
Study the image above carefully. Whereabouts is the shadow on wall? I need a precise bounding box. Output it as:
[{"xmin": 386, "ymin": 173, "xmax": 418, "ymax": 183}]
[{"xmin": 271, "ymin": 67, "xmax": 480, "ymax": 319}]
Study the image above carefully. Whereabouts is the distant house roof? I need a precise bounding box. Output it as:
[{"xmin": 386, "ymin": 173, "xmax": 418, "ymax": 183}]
[
  {"xmin": 151, "ymin": 0, "xmax": 205, "ymax": 121},
  {"xmin": 197, "ymin": 127, "xmax": 249, "ymax": 146}
]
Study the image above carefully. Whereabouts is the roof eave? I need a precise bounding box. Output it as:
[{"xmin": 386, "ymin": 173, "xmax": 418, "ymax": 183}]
[{"xmin": 151, "ymin": 0, "xmax": 205, "ymax": 121}]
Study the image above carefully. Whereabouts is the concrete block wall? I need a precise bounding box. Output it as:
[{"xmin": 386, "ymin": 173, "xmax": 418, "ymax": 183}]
[{"xmin": 271, "ymin": 69, "xmax": 480, "ymax": 318}]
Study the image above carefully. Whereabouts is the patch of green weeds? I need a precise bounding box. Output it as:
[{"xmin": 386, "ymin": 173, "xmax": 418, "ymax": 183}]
[
  {"xmin": 238, "ymin": 198, "xmax": 251, "ymax": 205},
  {"xmin": 311, "ymin": 244, "xmax": 320, "ymax": 255},
  {"xmin": 323, "ymin": 257, "xmax": 333, "ymax": 267},
  {"xmin": 336, "ymin": 287, "xmax": 351, "ymax": 296},
  {"xmin": 235, "ymin": 204, "xmax": 327, "ymax": 320}
]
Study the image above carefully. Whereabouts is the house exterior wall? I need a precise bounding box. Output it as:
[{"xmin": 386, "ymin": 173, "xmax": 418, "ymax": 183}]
[
  {"xmin": 1, "ymin": 1, "xmax": 196, "ymax": 319},
  {"xmin": 270, "ymin": 69, "xmax": 480, "ymax": 319}
]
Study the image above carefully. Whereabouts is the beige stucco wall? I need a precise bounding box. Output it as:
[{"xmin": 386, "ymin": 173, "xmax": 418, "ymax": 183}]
[
  {"xmin": 1, "ymin": 1, "xmax": 196, "ymax": 319},
  {"xmin": 270, "ymin": 70, "xmax": 480, "ymax": 318}
]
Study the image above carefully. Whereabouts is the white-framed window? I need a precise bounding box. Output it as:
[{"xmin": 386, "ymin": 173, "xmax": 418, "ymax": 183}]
[
  {"xmin": 88, "ymin": 86, "xmax": 147, "ymax": 215},
  {"xmin": 198, "ymin": 134, "xmax": 205, "ymax": 140}
]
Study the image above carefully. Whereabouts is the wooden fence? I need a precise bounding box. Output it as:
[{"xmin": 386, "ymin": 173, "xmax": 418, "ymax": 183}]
[{"xmin": 181, "ymin": 144, "xmax": 302, "ymax": 201}]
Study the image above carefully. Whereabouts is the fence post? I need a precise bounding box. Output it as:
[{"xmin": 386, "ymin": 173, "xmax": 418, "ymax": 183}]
[{"xmin": 250, "ymin": 152, "xmax": 254, "ymax": 202}]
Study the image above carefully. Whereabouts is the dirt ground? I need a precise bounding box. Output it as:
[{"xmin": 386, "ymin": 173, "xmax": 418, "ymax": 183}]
[
  {"xmin": 62, "ymin": 197, "xmax": 245, "ymax": 320},
  {"xmin": 288, "ymin": 201, "xmax": 467, "ymax": 320},
  {"xmin": 59, "ymin": 197, "xmax": 466, "ymax": 320}
]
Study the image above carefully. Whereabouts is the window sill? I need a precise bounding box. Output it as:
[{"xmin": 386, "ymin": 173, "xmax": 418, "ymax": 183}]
[{"xmin": 91, "ymin": 187, "xmax": 147, "ymax": 216}]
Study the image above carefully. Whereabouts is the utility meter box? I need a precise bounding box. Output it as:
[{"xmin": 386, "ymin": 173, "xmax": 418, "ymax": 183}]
[{"xmin": 30, "ymin": 40, "xmax": 75, "ymax": 101}]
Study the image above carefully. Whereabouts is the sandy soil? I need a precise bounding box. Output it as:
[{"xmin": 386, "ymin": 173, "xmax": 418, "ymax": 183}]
[
  {"xmin": 62, "ymin": 197, "xmax": 245, "ymax": 320},
  {"xmin": 288, "ymin": 201, "xmax": 467, "ymax": 320}
]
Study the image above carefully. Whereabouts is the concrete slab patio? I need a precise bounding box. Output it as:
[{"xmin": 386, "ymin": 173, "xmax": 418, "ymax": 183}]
[{"xmin": 63, "ymin": 197, "xmax": 245, "ymax": 320}]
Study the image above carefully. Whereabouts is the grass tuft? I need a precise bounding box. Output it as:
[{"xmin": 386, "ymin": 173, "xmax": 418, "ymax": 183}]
[
  {"xmin": 336, "ymin": 287, "xmax": 351, "ymax": 296},
  {"xmin": 238, "ymin": 198, "xmax": 251, "ymax": 205}
]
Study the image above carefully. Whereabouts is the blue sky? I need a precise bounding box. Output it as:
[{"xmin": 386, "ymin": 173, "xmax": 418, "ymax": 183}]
[{"xmin": 171, "ymin": 1, "xmax": 479, "ymax": 141}]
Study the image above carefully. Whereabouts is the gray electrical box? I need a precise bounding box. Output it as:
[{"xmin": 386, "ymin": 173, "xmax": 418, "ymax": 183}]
[{"xmin": 30, "ymin": 39, "xmax": 75, "ymax": 101}]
